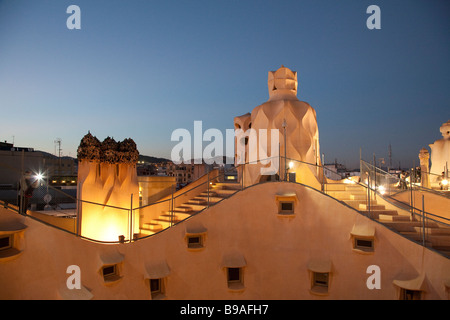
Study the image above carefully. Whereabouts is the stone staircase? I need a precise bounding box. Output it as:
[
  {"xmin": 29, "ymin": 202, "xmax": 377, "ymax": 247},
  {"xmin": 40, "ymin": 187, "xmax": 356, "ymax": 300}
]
[
  {"xmin": 326, "ymin": 183, "xmax": 450, "ymax": 257},
  {"xmin": 139, "ymin": 180, "xmax": 450, "ymax": 257},
  {"xmin": 140, "ymin": 182, "xmax": 241, "ymax": 236}
]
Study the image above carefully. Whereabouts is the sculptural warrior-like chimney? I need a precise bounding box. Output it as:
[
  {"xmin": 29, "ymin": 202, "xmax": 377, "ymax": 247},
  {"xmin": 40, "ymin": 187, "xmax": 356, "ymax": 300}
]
[
  {"xmin": 77, "ymin": 132, "xmax": 140, "ymax": 242},
  {"xmin": 234, "ymin": 65, "xmax": 323, "ymax": 189},
  {"xmin": 429, "ymin": 120, "xmax": 450, "ymax": 187},
  {"xmin": 268, "ymin": 65, "xmax": 298, "ymax": 101}
]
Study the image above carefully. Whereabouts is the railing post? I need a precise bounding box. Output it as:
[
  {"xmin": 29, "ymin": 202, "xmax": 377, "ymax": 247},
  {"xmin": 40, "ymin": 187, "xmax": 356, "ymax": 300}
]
[
  {"xmin": 367, "ymin": 175, "xmax": 371, "ymax": 219},
  {"xmin": 20, "ymin": 150, "xmax": 24, "ymax": 215},
  {"xmin": 130, "ymin": 193, "xmax": 133, "ymax": 243},
  {"xmin": 373, "ymin": 154, "xmax": 377, "ymax": 201},
  {"xmin": 279, "ymin": 142, "xmax": 281, "ymax": 182},
  {"xmin": 321, "ymin": 165, "xmax": 324, "ymax": 193},
  {"xmin": 207, "ymin": 170, "xmax": 210, "ymax": 208},
  {"xmin": 76, "ymin": 198, "xmax": 80, "ymax": 236},
  {"xmin": 422, "ymin": 195, "xmax": 425, "ymax": 247},
  {"xmin": 410, "ymin": 169, "xmax": 414, "ymax": 219},
  {"xmin": 388, "ymin": 172, "xmax": 391, "ymax": 196},
  {"xmin": 19, "ymin": 189, "xmax": 23, "ymax": 215},
  {"xmin": 171, "ymin": 184, "xmax": 174, "ymax": 227},
  {"xmin": 322, "ymin": 154, "xmax": 326, "ymax": 193},
  {"xmin": 282, "ymin": 119, "xmax": 287, "ymax": 181},
  {"xmin": 242, "ymin": 164, "xmax": 244, "ymax": 190}
]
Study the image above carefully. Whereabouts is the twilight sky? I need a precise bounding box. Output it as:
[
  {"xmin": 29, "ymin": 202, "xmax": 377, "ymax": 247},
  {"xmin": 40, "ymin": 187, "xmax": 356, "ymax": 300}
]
[{"xmin": 0, "ymin": 0, "xmax": 449, "ymax": 169}]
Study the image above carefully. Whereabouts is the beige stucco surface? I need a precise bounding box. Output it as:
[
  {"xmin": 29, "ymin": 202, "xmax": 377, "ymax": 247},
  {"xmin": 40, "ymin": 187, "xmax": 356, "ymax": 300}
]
[
  {"xmin": 77, "ymin": 161, "xmax": 140, "ymax": 242},
  {"xmin": 234, "ymin": 66, "xmax": 323, "ymax": 189},
  {"xmin": 390, "ymin": 189, "xmax": 450, "ymax": 223},
  {"xmin": 429, "ymin": 120, "xmax": 450, "ymax": 187},
  {"xmin": 0, "ymin": 182, "xmax": 449, "ymax": 299}
]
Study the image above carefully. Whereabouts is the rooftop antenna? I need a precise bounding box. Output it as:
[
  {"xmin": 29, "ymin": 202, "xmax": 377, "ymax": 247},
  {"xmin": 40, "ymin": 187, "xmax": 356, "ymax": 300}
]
[
  {"xmin": 54, "ymin": 138, "xmax": 62, "ymax": 157},
  {"xmin": 54, "ymin": 138, "xmax": 62, "ymax": 176}
]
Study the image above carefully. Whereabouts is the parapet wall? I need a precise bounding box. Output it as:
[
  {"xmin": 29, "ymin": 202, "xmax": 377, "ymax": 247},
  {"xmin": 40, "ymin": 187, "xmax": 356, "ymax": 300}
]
[{"xmin": 0, "ymin": 182, "xmax": 449, "ymax": 299}]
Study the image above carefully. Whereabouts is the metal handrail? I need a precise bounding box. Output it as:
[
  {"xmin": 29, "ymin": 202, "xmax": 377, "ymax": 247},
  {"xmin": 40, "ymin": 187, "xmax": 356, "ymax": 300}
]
[
  {"xmin": 3, "ymin": 156, "xmax": 449, "ymax": 247},
  {"xmin": 359, "ymin": 159, "xmax": 450, "ymax": 231},
  {"xmin": 360, "ymin": 159, "xmax": 450, "ymax": 198}
]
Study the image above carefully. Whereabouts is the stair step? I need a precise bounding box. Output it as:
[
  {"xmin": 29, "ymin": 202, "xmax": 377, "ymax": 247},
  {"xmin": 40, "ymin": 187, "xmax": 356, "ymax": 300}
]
[
  {"xmin": 178, "ymin": 212, "xmax": 194, "ymax": 219},
  {"xmin": 360, "ymin": 210, "xmax": 399, "ymax": 219},
  {"xmin": 212, "ymin": 182, "xmax": 242, "ymax": 190},
  {"xmin": 343, "ymin": 200, "xmax": 377, "ymax": 210},
  {"xmin": 324, "ymin": 184, "xmax": 347, "ymax": 191},
  {"xmin": 383, "ymin": 222, "xmax": 420, "ymax": 232},
  {"xmin": 399, "ymin": 232, "xmax": 430, "ymax": 242},
  {"xmin": 200, "ymin": 190, "xmax": 218, "ymax": 196},
  {"xmin": 197, "ymin": 192, "xmax": 223, "ymax": 197},
  {"xmin": 175, "ymin": 206, "xmax": 193, "ymax": 212},
  {"xmin": 350, "ymin": 194, "xmax": 367, "ymax": 200},
  {"xmin": 194, "ymin": 196, "xmax": 224, "ymax": 203},
  {"xmin": 214, "ymin": 189, "xmax": 238, "ymax": 196},
  {"xmin": 345, "ymin": 185, "xmax": 365, "ymax": 191},
  {"xmin": 326, "ymin": 191, "xmax": 353, "ymax": 199},
  {"xmin": 400, "ymin": 233, "xmax": 450, "ymax": 248},
  {"xmin": 138, "ymin": 179, "xmax": 244, "ymax": 235},
  {"xmin": 151, "ymin": 218, "xmax": 176, "ymax": 228},
  {"xmin": 142, "ymin": 222, "xmax": 163, "ymax": 231},
  {"xmin": 140, "ymin": 228, "xmax": 158, "ymax": 236},
  {"xmin": 361, "ymin": 209, "xmax": 398, "ymax": 215},
  {"xmin": 185, "ymin": 203, "xmax": 207, "ymax": 211},
  {"xmin": 166, "ymin": 208, "xmax": 194, "ymax": 214},
  {"xmin": 165, "ymin": 211, "xmax": 193, "ymax": 220},
  {"xmin": 188, "ymin": 199, "xmax": 207, "ymax": 205},
  {"xmin": 413, "ymin": 226, "xmax": 450, "ymax": 235},
  {"xmin": 158, "ymin": 214, "xmax": 177, "ymax": 222},
  {"xmin": 327, "ymin": 189, "xmax": 366, "ymax": 196},
  {"xmin": 427, "ymin": 235, "xmax": 450, "ymax": 247},
  {"xmin": 382, "ymin": 221, "xmax": 439, "ymax": 232},
  {"xmin": 359, "ymin": 204, "xmax": 385, "ymax": 210},
  {"xmin": 397, "ymin": 230, "xmax": 450, "ymax": 247},
  {"xmin": 378, "ymin": 214, "xmax": 411, "ymax": 221}
]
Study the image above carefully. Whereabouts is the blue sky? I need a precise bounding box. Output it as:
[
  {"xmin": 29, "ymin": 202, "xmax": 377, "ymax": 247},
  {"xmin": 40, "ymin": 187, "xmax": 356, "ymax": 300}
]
[{"xmin": 0, "ymin": 0, "xmax": 449, "ymax": 169}]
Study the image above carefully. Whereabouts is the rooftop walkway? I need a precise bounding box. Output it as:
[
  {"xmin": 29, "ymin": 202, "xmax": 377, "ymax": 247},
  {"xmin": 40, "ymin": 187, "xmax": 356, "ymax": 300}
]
[{"xmin": 326, "ymin": 182, "xmax": 450, "ymax": 258}]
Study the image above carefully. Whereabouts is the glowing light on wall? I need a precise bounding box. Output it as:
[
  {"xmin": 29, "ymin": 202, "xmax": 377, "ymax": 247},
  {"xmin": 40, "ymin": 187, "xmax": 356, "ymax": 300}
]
[
  {"xmin": 77, "ymin": 133, "xmax": 140, "ymax": 242},
  {"xmin": 344, "ymin": 178, "xmax": 356, "ymax": 184}
]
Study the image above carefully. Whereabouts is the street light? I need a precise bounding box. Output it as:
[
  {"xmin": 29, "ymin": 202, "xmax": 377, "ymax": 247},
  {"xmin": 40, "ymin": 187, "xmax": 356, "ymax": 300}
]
[{"xmin": 33, "ymin": 172, "xmax": 44, "ymax": 186}]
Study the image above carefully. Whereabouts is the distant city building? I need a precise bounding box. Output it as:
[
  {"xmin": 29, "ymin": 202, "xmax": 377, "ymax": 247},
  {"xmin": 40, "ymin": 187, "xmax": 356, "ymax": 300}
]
[
  {"xmin": 0, "ymin": 141, "xmax": 77, "ymax": 188},
  {"xmin": 324, "ymin": 161, "xmax": 360, "ymax": 181},
  {"xmin": 165, "ymin": 162, "xmax": 213, "ymax": 187}
]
